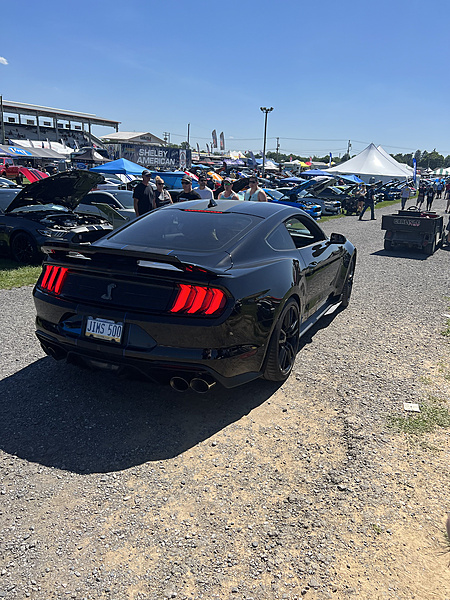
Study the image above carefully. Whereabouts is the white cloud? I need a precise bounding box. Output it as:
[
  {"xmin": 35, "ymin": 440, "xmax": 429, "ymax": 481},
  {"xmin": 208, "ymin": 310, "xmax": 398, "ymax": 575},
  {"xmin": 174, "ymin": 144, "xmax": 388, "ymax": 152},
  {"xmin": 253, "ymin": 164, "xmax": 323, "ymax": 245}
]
[{"xmin": 0, "ymin": 57, "xmax": 8, "ymax": 65}]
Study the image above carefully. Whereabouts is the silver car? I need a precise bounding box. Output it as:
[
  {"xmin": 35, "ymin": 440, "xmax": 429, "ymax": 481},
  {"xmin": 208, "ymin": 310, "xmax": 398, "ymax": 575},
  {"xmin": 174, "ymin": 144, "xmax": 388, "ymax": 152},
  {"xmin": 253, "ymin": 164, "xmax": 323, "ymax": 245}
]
[{"xmin": 77, "ymin": 190, "xmax": 136, "ymax": 227}]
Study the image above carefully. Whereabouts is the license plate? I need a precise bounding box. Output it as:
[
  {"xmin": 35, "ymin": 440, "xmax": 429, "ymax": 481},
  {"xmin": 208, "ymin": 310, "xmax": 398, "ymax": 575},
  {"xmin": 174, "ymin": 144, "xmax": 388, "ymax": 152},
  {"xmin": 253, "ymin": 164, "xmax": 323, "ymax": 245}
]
[{"xmin": 85, "ymin": 317, "xmax": 123, "ymax": 343}]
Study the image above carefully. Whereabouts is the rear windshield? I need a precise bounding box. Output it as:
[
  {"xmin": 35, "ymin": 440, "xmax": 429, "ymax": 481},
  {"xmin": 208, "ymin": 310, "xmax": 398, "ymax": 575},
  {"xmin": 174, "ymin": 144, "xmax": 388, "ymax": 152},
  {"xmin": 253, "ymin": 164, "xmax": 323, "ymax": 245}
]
[{"xmin": 109, "ymin": 208, "xmax": 261, "ymax": 251}]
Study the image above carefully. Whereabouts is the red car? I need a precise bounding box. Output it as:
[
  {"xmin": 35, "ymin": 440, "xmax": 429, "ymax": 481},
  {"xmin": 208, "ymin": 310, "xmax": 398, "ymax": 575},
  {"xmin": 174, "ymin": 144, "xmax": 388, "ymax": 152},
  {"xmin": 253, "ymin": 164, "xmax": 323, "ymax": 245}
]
[{"xmin": 0, "ymin": 157, "xmax": 20, "ymax": 178}]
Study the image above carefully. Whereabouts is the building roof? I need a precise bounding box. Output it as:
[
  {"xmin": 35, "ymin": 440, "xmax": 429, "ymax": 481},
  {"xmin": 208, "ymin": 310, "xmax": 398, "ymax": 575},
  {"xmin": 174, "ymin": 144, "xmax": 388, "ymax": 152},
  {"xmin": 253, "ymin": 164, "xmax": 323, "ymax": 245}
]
[
  {"xmin": 1, "ymin": 100, "xmax": 120, "ymax": 129},
  {"xmin": 101, "ymin": 131, "xmax": 165, "ymax": 145}
]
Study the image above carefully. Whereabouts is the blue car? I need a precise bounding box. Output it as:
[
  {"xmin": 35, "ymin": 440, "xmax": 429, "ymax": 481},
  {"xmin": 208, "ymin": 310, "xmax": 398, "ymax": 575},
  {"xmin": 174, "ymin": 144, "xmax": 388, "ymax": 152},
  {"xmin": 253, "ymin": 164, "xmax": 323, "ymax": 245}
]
[{"xmin": 263, "ymin": 188, "xmax": 322, "ymax": 219}]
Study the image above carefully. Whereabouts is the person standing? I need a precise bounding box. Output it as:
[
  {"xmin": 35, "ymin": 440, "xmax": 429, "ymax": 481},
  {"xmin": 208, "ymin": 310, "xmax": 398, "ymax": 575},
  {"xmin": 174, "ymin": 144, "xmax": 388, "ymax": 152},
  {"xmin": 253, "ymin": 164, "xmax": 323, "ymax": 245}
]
[
  {"xmin": 400, "ymin": 184, "xmax": 410, "ymax": 209},
  {"xmin": 133, "ymin": 170, "xmax": 155, "ymax": 216},
  {"xmin": 218, "ymin": 178, "xmax": 239, "ymax": 200},
  {"xmin": 154, "ymin": 176, "xmax": 172, "ymax": 207},
  {"xmin": 416, "ymin": 184, "xmax": 426, "ymax": 209},
  {"xmin": 178, "ymin": 175, "xmax": 201, "ymax": 202},
  {"xmin": 244, "ymin": 176, "xmax": 267, "ymax": 202},
  {"xmin": 436, "ymin": 179, "xmax": 443, "ymax": 199},
  {"xmin": 426, "ymin": 185, "xmax": 435, "ymax": 211},
  {"xmin": 195, "ymin": 175, "xmax": 214, "ymax": 200},
  {"xmin": 358, "ymin": 185, "xmax": 376, "ymax": 220}
]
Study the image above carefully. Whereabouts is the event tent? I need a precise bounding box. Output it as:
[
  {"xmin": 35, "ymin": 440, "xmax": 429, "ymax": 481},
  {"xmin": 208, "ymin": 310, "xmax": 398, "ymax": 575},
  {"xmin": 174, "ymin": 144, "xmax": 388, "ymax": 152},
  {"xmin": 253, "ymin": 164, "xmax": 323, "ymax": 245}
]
[
  {"xmin": 429, "ymin": 167, "xmax": 450, "ymax": 176},
  {"xmin": 327, "ymin": 143, "xmax": 411, "ymax": 183},
  {"xmin": 90, "ymin": 158, "xmax": 145, "ymax": 175}
]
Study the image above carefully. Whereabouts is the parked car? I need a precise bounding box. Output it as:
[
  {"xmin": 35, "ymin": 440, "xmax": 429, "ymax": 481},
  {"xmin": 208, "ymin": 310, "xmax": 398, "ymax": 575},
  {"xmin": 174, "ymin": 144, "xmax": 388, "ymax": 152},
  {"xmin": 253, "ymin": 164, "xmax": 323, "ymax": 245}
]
[
  {"xmin": 0, "ymin": 170, "xmax": 113, "ymax": 264},
  {"xmin": 77, "ymin": 190, "xmax": 137, "ymax": 224},
  {"xmin": 264, "ymin": 188, "xmax": 322, "ymax": 219},
  {"xmin": 0, "ymin": 157, "xmax": 20, "ymax": 178},
  {"xmin": 33, "ymin": 199, "xmax": 356, "ymax": 390}
]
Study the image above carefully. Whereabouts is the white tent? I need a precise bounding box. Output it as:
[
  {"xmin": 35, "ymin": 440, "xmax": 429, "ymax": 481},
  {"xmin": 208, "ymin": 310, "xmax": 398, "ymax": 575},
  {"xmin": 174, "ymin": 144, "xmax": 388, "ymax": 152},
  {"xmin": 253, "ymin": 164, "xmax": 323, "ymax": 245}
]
[
  {"xmin": 376, "ymin": 145, "xmax": 413, "ymax": 176},
  {"xmin": 327, "ymin": 143, "xmax": 411, "ymax": 183}
]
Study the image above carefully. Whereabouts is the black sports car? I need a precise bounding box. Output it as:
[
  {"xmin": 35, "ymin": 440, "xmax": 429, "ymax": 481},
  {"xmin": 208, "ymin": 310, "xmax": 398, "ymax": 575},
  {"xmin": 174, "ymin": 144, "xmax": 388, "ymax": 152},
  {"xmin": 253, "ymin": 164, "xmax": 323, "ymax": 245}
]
[
  {"xmin": 33, "ymin": 199, "xmax": 356, "ymax": 391},
  {"xmin": 0, "ymin": 171, "xmax": 113, "ymax": 264}
]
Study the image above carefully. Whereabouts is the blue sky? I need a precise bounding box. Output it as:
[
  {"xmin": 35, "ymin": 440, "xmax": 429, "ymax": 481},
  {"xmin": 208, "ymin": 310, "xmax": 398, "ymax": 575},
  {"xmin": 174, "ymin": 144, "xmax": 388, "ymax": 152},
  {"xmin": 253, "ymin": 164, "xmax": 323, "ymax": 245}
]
[{"xmin": 1, "ymin": 0, "xmax": 449, "ymax": 158}]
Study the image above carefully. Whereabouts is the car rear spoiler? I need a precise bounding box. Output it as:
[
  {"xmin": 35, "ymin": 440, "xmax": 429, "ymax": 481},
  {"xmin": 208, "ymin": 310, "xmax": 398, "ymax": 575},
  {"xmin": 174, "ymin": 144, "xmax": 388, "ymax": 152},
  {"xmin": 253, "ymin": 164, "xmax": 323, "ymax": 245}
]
[{"xmin": 41, "ymin": 241, "xmax": 231, "ymax": 275}]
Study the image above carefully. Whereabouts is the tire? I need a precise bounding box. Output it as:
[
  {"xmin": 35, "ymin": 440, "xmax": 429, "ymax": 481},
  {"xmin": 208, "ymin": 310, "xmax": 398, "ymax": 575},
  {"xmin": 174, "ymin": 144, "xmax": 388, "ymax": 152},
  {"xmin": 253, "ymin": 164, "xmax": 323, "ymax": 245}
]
[
  {"xmin": 10, "ymin": 232, "xmax": 40, "ymax": 264},
  {"xmin": 263, "ymin": 299, "xmax": 300, "ymax": 382},
  {"xmin": 425, "ymin": 236, "xmax": 436, "ymax": 255},
  {"xmin": 340, "ymin": 258, "xmax": 355, "ymax": 308},
  {"xmin": 384, "ymin": 239, "xmax": 392, "ymax": 251}
]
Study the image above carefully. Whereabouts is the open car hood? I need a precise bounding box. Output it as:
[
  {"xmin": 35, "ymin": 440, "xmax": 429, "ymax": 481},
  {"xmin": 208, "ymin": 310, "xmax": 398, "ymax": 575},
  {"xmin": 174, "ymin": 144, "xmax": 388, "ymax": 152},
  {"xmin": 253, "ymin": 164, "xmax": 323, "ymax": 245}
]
[
  {"xmin": 5, "ymin": 170, "xmax": 104, "ymax": 213},
  {"xmin": 290, "ymin": 176, "xmax": 336, "ymax": 195}
]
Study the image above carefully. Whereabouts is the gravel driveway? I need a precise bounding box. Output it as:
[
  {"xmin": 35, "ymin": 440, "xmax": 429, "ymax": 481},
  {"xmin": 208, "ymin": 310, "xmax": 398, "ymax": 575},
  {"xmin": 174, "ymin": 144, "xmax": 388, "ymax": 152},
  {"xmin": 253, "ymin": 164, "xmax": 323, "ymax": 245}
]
[{"xmin": 0, "ymin": 197, "xmax": 449, "ymax": 600}]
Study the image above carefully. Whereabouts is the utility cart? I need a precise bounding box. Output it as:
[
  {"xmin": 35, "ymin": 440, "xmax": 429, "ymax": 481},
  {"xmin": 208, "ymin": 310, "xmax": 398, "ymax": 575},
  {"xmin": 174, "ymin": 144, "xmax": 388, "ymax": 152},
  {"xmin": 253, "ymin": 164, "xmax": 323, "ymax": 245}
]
[{"xmin": 381, "ymin": 208, "xmax": 444, "ymax": 255}]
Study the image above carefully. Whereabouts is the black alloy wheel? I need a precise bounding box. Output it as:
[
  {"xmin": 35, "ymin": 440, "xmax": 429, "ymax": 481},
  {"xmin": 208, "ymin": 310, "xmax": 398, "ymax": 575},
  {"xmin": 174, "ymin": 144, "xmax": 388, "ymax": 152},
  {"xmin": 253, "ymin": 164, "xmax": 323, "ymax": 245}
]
[
  {"xmin": 263, "ymin": 299, "xmax": 300, "ymax": 382},
  {"xmin": 340, "ymin": 258, "xmax": 355, "ymax": 308},
  {"xmin": 10, "ymin": 232, "xmax": 40, "ymax": 264}
]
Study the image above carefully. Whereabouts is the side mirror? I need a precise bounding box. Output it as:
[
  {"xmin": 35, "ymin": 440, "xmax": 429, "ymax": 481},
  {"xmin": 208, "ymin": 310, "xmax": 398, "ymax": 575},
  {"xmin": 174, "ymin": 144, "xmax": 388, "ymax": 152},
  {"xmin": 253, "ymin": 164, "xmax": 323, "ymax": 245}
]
[{"xmin": 330, "ymin": 232, "xmax": 346, "ymax": 244}]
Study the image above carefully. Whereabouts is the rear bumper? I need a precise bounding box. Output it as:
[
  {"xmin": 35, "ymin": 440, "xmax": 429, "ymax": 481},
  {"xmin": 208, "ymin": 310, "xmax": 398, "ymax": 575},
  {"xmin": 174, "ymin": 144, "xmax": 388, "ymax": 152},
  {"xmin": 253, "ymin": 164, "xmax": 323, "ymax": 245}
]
[{"xmin": 34, "ymin": 294, "xmax": 266, "ymax": 388}]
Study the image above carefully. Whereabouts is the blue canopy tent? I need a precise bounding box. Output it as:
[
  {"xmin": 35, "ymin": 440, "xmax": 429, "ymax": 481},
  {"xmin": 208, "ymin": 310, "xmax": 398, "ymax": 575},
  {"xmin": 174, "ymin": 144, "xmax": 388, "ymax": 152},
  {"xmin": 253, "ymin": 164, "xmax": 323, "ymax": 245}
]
[
  {"xmin": 337, "ymin": 174, "xmax": 364, "ymax": 184},
  {"xmin": 90, "ymin": 158, "xmax": 145, "ymax": 175},
  {"xmin": 301, "ymin": 169, "xmax": 332, "ymax": 177},
  {"xmin": 279, "ymin": 177, "xmax": 305, "ymax": 184}
]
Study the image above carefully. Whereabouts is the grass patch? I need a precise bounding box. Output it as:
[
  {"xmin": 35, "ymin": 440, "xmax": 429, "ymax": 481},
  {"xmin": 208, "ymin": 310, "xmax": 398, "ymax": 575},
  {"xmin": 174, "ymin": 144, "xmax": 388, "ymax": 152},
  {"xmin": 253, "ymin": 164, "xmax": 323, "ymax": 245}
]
[
  {"xmin": 441, "ymin": 318, "xmax": 450, "ymax": 337},
  {"xmin": 387, "ymin": 396, "xmax": 450, "ymax": 438},
  {"xmin": 0, "ymin": 259, "xmax": 41, "ymax": 290}
]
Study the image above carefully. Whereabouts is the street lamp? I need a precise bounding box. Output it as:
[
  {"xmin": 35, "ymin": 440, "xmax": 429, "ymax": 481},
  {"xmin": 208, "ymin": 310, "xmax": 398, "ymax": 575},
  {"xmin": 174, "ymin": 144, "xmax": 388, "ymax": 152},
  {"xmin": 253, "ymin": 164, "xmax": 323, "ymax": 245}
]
[{"xmin": 260, "ymin": 106, "xmax": 273, "ymax": 177}]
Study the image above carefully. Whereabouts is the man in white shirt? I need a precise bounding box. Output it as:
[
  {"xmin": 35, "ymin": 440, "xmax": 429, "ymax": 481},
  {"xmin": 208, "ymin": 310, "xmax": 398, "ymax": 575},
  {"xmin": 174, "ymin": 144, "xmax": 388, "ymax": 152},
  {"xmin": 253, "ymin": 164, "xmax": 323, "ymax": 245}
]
[
  {"xmin": 195, "ymin": 175, "xmax": 214, "ymax": 200},
  {"xmin": 401, "ymin": 185, "xmax": 411, "ymax": 210}
]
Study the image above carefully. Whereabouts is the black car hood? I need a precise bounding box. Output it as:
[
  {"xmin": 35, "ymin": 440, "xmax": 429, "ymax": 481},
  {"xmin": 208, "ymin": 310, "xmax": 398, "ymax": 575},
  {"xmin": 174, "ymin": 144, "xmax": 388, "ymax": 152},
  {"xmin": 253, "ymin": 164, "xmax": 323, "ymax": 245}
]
[{"xmin": 5, "ymin": 170, "xmax": 104, "ymax": 213}]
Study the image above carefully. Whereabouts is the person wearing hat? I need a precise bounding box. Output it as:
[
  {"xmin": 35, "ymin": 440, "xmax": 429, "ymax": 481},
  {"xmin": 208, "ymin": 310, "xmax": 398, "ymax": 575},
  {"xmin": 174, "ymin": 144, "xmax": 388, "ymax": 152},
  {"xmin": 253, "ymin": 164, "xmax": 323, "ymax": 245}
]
[
  {"xmin": 178, "ymin": 175, "xmax": 201, "ymax": 202},
  {"xmin": 218, "ymin": 178, "xmax": 239, "ymax": 200},
  {"xmin": 195, "ymin": 175, "xmax": 214, "ymax": 200},
  {"xmin": 133, "ymin": 170, "xmax": 155, "ymax": 216}
]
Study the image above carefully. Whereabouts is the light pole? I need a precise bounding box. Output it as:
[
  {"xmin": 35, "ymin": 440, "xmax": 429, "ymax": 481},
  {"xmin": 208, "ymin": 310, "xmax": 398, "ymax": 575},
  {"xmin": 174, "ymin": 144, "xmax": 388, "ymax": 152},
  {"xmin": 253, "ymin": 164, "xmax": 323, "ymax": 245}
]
[{"xmin": 260, "ymin": 106, "xmax": 273, "ymax": 177}]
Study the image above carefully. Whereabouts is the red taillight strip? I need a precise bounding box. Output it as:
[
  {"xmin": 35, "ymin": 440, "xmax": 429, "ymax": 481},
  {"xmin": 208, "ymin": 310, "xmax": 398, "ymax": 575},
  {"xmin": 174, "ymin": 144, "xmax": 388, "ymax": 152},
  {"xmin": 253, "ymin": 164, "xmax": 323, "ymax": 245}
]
[
  {"xmin": 170, "ymin": 284, "xmax": 227, "ymax": 316},
  {"xmin": 40, "ymin": 265, "xmax": 69, "ymax": 295},
  {"xmin": 170, "ymin": 284, "xmax": 192, "ymax": 313},
  {"xmin": 46, "ymin": 267, "xmax": 60, "ymax": 292},
  {"xmin": 186, "ymin": 286, "xmax": 207, "ymax": 314},
  {"xmin": 53, "ymin": 268, "xmax": 68, "ymax": 294},
  {"xmin": 41, "ymin": 265, "xmax": 53, "ymax": 288},
  {"xmin": 204, "ymin": 288, "xmax": 226, "ymax": 315}
]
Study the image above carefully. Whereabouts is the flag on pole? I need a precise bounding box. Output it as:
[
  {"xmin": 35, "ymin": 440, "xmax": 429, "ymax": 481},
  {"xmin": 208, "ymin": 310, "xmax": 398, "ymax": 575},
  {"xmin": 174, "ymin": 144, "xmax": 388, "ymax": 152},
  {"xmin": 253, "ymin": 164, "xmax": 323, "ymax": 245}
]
[
  {"xmin": 220, "ymin": 132, "xmax": 224, "ymax": 151},
  {"xmin": 212, "ymin": 130, "xmax": 217, "ymax": 148},
  {"xmin": 413, "ymin": 158, "xmax": 417, "ymax": 184},
  {"xmin": 329, "ymin": 152, "xmax": 332, "ymax": 167}
]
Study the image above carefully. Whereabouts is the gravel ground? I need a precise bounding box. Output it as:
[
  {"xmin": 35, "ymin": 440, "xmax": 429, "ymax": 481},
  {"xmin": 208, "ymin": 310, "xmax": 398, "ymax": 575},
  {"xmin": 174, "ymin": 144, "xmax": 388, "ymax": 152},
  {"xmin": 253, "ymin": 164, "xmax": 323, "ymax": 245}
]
[{"xmin": 0, "ymin": 197, "xmax": 449, "ymax": 600}]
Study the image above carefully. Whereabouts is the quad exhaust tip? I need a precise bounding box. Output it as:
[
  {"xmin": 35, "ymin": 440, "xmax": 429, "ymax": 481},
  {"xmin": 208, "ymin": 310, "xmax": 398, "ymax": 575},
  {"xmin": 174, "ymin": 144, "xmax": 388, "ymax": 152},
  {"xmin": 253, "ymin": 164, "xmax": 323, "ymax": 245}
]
[{"xmin": 170, "ymin": 376, "xmax": 216, "ymax": 393}]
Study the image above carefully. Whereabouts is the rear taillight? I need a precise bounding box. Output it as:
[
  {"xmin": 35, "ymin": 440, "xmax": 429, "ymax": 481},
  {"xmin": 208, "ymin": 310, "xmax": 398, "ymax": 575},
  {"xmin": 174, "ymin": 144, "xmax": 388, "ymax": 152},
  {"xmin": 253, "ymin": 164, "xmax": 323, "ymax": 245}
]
[
  {"xmin": 40, "ymin": 265, "xmax": 69, "ymax": 295},
  {"xmin": 170, "ymin": 283, "xmax": 227, "ymax": 316}
]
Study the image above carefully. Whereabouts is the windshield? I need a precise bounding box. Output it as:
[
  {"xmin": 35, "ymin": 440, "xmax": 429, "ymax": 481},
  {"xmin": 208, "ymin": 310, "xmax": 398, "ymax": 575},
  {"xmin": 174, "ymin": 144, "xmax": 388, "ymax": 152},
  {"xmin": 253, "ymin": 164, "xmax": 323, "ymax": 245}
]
[
  {"xmin": 266, "ymin": 189, "xmax": 285, "ymax": 200},
  {"xmin": 109, "ymin": 191, "xmax": 134, "ymax": 209},
  {"xmin": 109, "ymin": 208, "xmax": 261, "ymax": 252}
]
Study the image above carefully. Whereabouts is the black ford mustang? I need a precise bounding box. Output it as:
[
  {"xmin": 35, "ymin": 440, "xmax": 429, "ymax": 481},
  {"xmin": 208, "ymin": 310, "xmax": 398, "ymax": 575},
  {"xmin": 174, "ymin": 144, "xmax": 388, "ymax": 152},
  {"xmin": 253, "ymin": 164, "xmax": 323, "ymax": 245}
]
[
  {"xmin": 0, "ymin": 171, "xmax": 112, "ymax": 263},
  {"xmin": 33, "ymin": 199, "xmax": 356, "ymax": 391}
]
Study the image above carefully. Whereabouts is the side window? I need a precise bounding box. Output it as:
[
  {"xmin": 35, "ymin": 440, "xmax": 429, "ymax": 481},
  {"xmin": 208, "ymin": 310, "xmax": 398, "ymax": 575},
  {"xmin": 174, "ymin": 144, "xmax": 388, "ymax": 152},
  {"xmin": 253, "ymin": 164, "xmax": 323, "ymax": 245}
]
[
  {"xmin": 266, "ymin": 224, "xmax": 296, "ymax": 251},
  {"xmin": 284, "ymin": 216, "xmax": 326, "ymax": 248}
]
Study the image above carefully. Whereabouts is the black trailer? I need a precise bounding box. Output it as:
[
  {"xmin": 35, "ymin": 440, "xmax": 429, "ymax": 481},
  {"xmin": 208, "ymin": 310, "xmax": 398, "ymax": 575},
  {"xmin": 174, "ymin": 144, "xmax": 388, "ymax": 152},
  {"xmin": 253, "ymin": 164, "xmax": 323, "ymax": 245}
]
[{"xmin": 381, "ymin": 208, "xmax": 444, "ymax": 255}]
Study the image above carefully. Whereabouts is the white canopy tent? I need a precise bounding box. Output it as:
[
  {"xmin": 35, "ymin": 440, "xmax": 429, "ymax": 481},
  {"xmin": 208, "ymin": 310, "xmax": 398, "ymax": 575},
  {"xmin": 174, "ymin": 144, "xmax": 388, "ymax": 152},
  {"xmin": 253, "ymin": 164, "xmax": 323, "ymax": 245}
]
[{"xmin": 327, "ymin": 143, "xmax": 412, "ymax": 183}]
